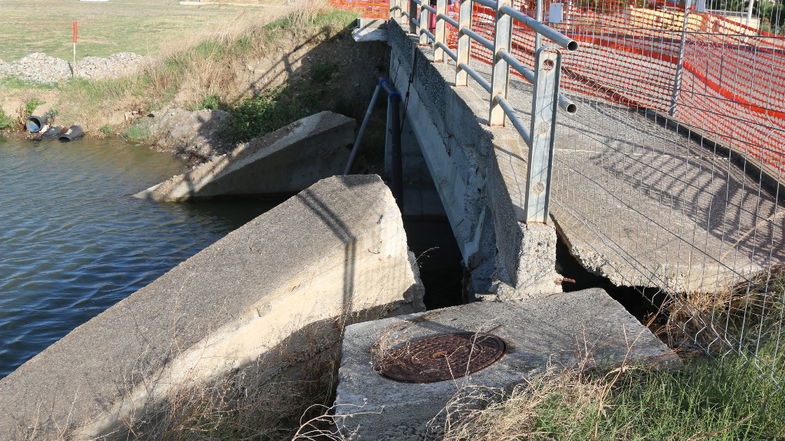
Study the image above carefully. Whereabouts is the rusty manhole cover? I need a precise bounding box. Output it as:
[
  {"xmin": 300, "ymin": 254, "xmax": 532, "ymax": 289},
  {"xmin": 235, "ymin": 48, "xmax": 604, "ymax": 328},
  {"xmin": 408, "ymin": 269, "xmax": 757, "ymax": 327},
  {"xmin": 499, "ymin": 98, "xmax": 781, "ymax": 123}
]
[{"xmin": 376, "ymin": 332, "xmax": 506, "ymax": 383}]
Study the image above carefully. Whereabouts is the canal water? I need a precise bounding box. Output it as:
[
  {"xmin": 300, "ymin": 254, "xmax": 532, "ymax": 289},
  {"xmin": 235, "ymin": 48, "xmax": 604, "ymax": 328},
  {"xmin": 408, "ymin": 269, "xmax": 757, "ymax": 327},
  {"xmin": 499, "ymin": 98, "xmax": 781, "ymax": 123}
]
[{"xmin": 0, "ymin": 138, "xmax": 273, "ymax": 378}]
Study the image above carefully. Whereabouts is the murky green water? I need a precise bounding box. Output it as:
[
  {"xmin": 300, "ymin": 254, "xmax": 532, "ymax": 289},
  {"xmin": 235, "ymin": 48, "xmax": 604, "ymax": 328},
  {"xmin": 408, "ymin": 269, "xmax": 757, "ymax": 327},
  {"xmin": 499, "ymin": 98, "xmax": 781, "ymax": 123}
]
[{"xmin": 0, "ymin": 137, "xmax": 274, "ymax": 378}]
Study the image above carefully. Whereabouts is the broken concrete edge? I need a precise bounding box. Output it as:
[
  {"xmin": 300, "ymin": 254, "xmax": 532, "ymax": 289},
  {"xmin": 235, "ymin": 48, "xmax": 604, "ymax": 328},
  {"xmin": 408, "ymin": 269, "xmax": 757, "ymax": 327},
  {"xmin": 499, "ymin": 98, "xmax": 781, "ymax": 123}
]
[
  {"xmin": 0, "ymin": 174, "xmax": 424, "ymax": 441},
  {"xmin": 333, "ymin": 288, "xmax": 680, "ymax": 441},
  {"xmin": 134, "ymin": 111, "xmax": 356, "ymax": 202},
  {"xmin": 550, "ymin": 215, "xmax": 762, "ymax": 293},
  {"xmin": 387, "ymin": 19, "xmax": 561, "ymax": 298}
]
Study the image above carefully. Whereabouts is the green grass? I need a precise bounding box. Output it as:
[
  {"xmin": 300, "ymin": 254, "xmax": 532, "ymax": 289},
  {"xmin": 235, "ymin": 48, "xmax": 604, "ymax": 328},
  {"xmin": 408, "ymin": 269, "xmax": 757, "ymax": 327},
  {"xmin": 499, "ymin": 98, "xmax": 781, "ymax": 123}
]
[
  {"xmin": 223, "ymin": 81, "xmax": 322, "ymax": 143},
  {"xmin": 443, "ymin": 348, "xmax": 784, "ymax": 441},
  {"xmin": 0, "ymin": 77, "xmax": 57, "ymax": 90},
  {"xmin": 0, "ymin": 0, "xmax": 280, "ymax": 62},
  {"xmin": 0, "ymin": 109, "xmax": 15, "ymax": 130}
]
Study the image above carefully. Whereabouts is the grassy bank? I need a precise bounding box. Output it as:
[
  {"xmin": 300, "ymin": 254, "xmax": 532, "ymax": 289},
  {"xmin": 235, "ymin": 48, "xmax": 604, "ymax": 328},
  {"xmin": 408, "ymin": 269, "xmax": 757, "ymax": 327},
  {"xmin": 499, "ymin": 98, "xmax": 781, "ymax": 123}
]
[
  {"xmin": 0, "ymin": 4, "xmax": 368, "ymax": 145},
  {"xmin": 438, "ymin": 349, "xmax": 784, "ymax": 441}
]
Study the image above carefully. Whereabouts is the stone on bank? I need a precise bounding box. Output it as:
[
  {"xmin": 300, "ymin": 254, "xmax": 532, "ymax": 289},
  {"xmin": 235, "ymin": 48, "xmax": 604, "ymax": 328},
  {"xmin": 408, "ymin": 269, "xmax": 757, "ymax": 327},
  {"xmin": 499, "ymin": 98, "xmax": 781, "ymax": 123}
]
[{"xmin": 0, "ymin": 174, "xmax": 424, "ymax": 440}]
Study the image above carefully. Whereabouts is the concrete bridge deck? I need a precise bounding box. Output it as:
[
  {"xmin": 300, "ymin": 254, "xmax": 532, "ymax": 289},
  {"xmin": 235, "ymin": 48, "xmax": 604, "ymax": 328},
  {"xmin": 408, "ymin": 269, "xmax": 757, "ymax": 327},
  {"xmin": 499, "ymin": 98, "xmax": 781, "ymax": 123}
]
[{"xmin": 388, "ymin": 19, "xmax": 784, "ymax": 294}]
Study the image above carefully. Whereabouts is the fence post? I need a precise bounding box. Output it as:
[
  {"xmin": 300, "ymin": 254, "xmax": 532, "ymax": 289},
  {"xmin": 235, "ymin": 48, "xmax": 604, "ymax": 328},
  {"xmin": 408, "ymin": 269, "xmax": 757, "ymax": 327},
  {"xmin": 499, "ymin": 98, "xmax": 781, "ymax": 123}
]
[
  {"xmin": 525, "ymin": 48, "xmax": 561, "ymax": 223},
  {"xmin": 434, "ymin": 0, "xmax": 447, "ymax": 62},
  {"xmin": 419, "ymin": 1, "xmax": 430, "ymax": 45},
  {"xmin": 669, "ymin": 0, "xmax": 691, "ymax": 116},
  {"xmin": 535, "ymin": 0, "xmax": 543, "ymax": 50},
  {"xmin": 455, "ymin": 0, "xmax": 472, "ymax": 86},
  {"xmin": 490, "ymin": 0, "xmax": 512, "ymax": 126}
]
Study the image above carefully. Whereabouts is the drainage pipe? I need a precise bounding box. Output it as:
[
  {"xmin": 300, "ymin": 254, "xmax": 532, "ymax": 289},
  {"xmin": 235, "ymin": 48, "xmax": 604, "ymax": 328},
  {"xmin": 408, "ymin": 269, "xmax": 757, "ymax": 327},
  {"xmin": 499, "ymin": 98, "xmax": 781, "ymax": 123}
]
[
  {"xmin": 58, "ymin": 125, "xmax": 84, "ymax": 142},
  {"xmin": 41, "ymin": 126, "xmax": 64, "ymax": 139},
  {"xmin": 25, "ymin": 115, "xmax": 48, "ymax": 133}
]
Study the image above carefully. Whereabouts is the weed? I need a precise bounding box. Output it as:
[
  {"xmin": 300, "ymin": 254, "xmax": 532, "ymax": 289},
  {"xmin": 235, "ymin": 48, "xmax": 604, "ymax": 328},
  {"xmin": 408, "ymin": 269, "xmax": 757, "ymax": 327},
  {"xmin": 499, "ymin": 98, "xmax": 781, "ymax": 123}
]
[
  {"xmin": 124, "ymin": 121, "xmax": 150, "ymax": 141},
  {"xmin": 224, "ymin": 81, "xmax": 322, "ymax": 143},
  {"xmin": 99, "ymin": 125, "xmax": 113, "ymax": 137},
  {"xmin": 191, "ymin": 94, "xmax": 225, "ymax": 111},
  {"xmin": 0, "ymin": 109, "xmax": 15, "ymax": 130},
  {"xmin": 0, "ymin": 77, "xmax": 56, "ymax": 90},
  {"xmin": 312, "ymin": 61, "xmax": 339, "ymax": 83},
  {"xmin": 24, "ymin": 98, "xmax": 45, "ymax": 116}
]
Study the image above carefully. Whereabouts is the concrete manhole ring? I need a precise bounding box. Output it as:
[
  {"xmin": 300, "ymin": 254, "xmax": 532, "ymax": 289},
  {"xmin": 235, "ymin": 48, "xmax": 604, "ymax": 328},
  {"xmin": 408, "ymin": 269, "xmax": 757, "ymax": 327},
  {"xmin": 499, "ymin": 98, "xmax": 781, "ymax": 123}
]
[{"xmin": 376, "ymin": 332, "xmax": 506, "ymax": 383}]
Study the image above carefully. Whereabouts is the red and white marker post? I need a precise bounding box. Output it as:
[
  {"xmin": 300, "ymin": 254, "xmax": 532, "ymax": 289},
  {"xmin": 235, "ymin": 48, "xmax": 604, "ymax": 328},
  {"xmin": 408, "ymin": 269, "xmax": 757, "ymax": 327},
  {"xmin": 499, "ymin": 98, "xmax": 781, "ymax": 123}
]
[{"xmin": 72, "ymin": 21, "xmax": 78, "ymax": 77}]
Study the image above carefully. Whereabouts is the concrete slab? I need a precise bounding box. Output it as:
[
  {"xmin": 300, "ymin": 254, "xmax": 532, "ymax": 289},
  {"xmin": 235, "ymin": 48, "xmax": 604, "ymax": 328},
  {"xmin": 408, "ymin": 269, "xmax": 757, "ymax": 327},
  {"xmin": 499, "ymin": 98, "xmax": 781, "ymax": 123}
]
[
  {"xmin": 352, "ymin": 19, "xmax": 388, "ymax": 42},
  {"xmin": 334, "ymin": 288, "xmax": 678, "ymax": 440},
  {"xmin": 0, "ymin": 175, "xmax": 423, "ymax": 440},
  {"xmin": 135, "ymin": 111, "xmax": 355, "ymax": 201}
]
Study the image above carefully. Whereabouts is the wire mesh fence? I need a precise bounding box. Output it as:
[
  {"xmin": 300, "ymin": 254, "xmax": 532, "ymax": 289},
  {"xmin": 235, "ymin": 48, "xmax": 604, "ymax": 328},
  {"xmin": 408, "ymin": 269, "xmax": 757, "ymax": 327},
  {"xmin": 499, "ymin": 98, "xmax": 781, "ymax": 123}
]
[{"xmin": 330, "ymin": 0, "xmax": 785, "ymax": 400}]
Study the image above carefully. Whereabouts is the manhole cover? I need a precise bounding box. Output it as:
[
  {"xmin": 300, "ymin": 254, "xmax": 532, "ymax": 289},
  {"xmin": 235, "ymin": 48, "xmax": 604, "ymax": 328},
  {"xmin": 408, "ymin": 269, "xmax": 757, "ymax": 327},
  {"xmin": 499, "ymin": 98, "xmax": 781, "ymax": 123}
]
[{"xmin": 376, "ymin": 332, "xmax": 506, "ymax": 383}]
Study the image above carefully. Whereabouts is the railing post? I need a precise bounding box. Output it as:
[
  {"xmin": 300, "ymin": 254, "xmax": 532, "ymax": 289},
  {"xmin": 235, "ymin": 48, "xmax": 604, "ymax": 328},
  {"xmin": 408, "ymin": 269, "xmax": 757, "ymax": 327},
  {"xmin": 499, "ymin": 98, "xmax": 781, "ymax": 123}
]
[
  {"xmin": 409, "ymin": 0, "xmax": 418, "ymax": 34},
  {"xmin": 490, "ymin": 0, "xmax": 512, "ymax": 126},
  {"xmin": 419, "ymin": 2, "xmax": 430, "ymax": 45},
  {"xmin": 434, "ymin": 0, "xmax": 447, "ymax": 62},
  {"xmin": 525, "ymin": 48, "xmax": 561, "ymax": 223},
  {"xmin": 455, "ymin": 0, "xmax": 472, "ymax": 86}
]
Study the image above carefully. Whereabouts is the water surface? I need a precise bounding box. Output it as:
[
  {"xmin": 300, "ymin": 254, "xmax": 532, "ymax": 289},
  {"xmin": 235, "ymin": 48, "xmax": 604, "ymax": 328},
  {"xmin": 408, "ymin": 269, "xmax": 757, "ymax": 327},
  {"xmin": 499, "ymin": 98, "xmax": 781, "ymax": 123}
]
[{"xmin": 0, "ymin": 138, "xmax": 273, "ymax": 378}]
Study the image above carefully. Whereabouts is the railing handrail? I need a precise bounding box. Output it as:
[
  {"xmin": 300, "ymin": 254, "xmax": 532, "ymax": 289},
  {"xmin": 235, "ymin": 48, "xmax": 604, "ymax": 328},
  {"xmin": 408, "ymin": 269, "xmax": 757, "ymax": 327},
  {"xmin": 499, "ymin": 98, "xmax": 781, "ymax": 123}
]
[
  {"xmin": 498, "ymin": 5, "xmax": 578, "ymax": 51},
  {"xmin": 394, "ymin": 0, "xmax": 577, "ymax": 223}
]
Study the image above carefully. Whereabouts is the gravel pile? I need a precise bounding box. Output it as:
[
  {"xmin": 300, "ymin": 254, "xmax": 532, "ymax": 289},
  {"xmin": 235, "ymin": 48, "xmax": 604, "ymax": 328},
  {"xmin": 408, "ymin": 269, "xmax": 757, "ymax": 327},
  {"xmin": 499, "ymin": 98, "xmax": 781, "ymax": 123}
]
[{"xmin": 0, "ymin": 52, "xmax": 147, "ymax": 84}]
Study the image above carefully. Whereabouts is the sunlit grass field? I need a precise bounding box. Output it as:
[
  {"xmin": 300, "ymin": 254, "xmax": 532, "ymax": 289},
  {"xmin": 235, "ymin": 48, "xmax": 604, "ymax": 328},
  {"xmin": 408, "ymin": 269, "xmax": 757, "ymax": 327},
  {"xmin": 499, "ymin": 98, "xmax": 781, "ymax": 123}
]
[{"xmin": 0, "ymin": 0, "xmax": 283, "ymax": 61}]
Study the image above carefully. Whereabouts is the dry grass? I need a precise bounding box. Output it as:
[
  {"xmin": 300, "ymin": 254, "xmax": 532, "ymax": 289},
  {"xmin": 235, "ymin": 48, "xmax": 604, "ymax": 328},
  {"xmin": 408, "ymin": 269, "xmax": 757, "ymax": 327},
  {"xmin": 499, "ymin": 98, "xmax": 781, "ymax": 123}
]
[
  {"xmin": 658, "ymin": 266, "xmax": 785, "ymax": 357},
  {"xmin": 0, "ymin": 0, "xmax": 360, "ymax": 134}
]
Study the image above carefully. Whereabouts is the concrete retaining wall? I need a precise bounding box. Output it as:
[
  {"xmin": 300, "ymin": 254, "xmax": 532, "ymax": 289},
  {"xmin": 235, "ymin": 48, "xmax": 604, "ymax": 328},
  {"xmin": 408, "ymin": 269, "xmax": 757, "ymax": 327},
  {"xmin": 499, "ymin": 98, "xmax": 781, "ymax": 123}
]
[
  {"xmin": 0, "ymin": 175, "xmax": 424, "ymax": 440},
  {"xmin": 387, "ymin": 20, "xmax": 561, "ymax": 296}
]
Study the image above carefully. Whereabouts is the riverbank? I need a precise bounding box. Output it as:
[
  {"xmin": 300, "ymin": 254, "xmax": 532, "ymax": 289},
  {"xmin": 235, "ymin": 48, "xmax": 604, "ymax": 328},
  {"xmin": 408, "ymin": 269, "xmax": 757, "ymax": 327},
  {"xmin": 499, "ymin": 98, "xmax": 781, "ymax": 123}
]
[{"xmin": 0, "ymin": 4, "xmax": 386, "ymax": 166}]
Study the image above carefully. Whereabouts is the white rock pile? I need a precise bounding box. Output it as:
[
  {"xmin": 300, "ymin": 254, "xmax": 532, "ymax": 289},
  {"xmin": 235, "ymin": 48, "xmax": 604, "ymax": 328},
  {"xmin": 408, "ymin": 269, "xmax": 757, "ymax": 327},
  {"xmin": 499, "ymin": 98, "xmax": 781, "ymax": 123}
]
[{"xmin": 0, "ymin": 52, "xmax": 147, "ymax": 84}]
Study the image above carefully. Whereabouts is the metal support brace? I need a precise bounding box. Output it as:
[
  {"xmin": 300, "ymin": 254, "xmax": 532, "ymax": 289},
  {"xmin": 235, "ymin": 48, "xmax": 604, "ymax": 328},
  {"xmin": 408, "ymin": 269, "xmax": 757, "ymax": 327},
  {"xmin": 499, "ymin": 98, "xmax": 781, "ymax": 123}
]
[
  {"xmin": 525, "ymin": 48, "xmax": 561, "ymax": 223},
  {"xmin": 456, "ymin": 0, "xmax": 472, "ymax": 86},
  {"xmin": 419, "ymin": 3, "xmax": 430, "ymax": 45},
  {"xmin": 434, "ymin": 0, "xmax": 447, "ymax": 62},
  {"xmin": 490, "ymin": 0, "xmax": 512, "ymax": 126}
]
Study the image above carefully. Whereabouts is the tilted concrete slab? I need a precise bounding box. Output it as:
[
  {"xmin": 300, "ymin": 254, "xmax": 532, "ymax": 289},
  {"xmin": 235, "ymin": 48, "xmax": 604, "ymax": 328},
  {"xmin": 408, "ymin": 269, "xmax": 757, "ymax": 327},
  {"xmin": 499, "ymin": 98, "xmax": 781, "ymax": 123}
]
[
  {"xmin": 334, "ymin": 288, "xmax": 679, "ymax": 440},
  {"xmin": 0, "ymin": 175, "xmax": 424, "ymax": 440},
  {"xmin": 135, "ymin": 111, "xmax": 355, "ymax": 201}
]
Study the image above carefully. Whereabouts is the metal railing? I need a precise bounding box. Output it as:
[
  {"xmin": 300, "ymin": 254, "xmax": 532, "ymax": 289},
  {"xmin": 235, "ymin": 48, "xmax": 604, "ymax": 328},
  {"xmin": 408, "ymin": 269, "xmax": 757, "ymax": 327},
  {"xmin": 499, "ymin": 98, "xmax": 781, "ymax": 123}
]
[{"xmin": 391, "ymin": 0, "xmax": 578, "ymax": 223}]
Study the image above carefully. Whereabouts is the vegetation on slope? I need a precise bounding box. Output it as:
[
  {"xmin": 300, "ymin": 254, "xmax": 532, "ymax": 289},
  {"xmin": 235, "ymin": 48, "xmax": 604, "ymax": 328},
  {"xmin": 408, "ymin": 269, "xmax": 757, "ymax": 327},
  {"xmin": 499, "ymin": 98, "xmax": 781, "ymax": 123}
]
[
  {"xmin": 1, "ymin": 4, "xmax": 362, "ymax": 141},
  {"xmin": 437, "ymin": 269, "xmax": 785, "ymax": 441}
]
